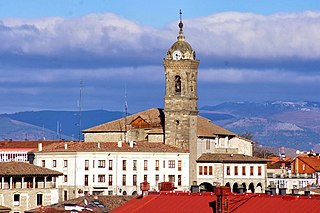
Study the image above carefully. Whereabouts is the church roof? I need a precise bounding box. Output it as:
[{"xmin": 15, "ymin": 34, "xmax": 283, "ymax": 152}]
[{"xmin": 82, "ymin": 108, "xmax": 236, "ymax": 137}]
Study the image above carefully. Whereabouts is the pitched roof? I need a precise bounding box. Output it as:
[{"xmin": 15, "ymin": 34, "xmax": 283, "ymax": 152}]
[
  {"xmin": 111, "ymin": 191, "xmax": 320, "ymax": 213},
  {"xmin": 296, "ymin": 156, "xmax": 320, "ymax": 172},
  {"xmin": 234, "ymin": 194, "xmax": 320, "ymax": 213},
  {"xmin": 0, "ymin": 161, "xmax": 63, "ymax": 177},
  {"xmin": 35, "ymin": 141, "xmax": 189, "ymax": 153},
  {"xmin": 83, "ymin": 108, "xmax": 236, "ymax": 137},
  {"xmin": 111, "ymin": 192, "xmax": 218, "ymax": 213},
  {"xmin": 0, "ymin": 140, "xmax": 58, "ymax": 149},
  {"xmin": 83, "ymin": 108, "xmax": 164, "ymax": 132},
  {"xmin": 25, "ymin": 195, "xmax": 133, "ymax": 213},
  {"xmin": 197, "ymin": 153, "xmax": 269, "ymax": 163}
]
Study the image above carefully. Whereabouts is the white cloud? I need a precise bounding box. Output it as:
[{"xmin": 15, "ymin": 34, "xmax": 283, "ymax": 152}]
[
  {"xmin": 186, "ymin": 11, "xmax": 320, "ymax": 59},
  {"xmin": 199, "ymin": 68, "xmax": 320, "ymax": 84},
  {"xmin": 1, "ymin": 11, "xmax": 320, "ymax": 60}
]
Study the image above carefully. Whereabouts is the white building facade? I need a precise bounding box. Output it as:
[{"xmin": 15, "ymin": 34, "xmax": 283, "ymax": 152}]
[{"xmin": 33, "ymin": 141, "xmax": 189, "ymax": 201}]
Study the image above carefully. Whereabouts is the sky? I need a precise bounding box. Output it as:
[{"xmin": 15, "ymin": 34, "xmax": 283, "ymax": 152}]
[{"xmin": 0, "ymin": 0, "xmax": 320, "ymax": 114}]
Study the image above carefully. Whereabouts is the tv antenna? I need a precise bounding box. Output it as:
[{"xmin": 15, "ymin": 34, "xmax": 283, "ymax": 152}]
[{"xmin": 78, "ymin": 80, "xmax": 83, "ymax": 141}]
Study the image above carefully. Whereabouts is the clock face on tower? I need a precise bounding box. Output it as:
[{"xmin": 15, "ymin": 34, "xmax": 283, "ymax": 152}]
[{"xmin": 172, "ymin": 50, "xmax": 182, "ymax": 60}]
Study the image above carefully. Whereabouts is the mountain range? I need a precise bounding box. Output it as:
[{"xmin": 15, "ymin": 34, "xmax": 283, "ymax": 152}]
[{"xmin": 0, "ymin": 101, "xmax": 319, "ymax": 152}]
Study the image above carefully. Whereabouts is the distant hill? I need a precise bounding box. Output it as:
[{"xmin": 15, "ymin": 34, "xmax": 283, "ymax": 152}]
[
  {"xmin": 0, "ymin": 116, "xmax": 70, "ymax": 140},
  {"xmin": 200, "ymin": 101, "xmax": 320, "ymax": 151},
  {"xmin": 1, "ymin": 101, "xmax": 319, "ymax": 152},
  {"xmin": 1, "ymin": 110, "xmax": 124, "ymax": 140}
]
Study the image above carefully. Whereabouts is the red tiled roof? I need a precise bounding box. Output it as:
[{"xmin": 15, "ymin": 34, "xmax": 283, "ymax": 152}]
[
  {"xmin": 297, "ymin": 156, "xmax": 320, "ymax": 172},
  {"xmin": 0, "ymin": 161, "xmax": 63, "ymax": 177},
  {"xmin": 35, "ymin": 141, "xmax": 189, "ymax": 153},
  {"xmin": 234, "ymin": 194, "xmax": 320, "ymax": 213},
  {"xmin": 111, "ymin": 192, "xmax": 218, "ymax": 213},
  {"xmin": 82, "ymin": 108, "xmax": 237, "ymax": 137},
  {"xmin": 197, "ymin": 153, "xmax": 269, "ymax": 163},
  {"xmin": 0, "ymin": 140, "xmax": 63, "ymax": 150},
  {"xmin": 111, "ymin": 192, "xmax": 320, "ymax": 213}
]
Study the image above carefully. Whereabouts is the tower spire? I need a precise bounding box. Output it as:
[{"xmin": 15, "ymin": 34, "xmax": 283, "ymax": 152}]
[{"xmin": 177, "ymin": 10, "xmax": 185, "ymax": 41}]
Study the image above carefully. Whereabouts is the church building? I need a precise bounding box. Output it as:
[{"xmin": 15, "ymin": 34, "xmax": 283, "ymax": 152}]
[
  {"xmin": 83, "ymin": 14, "xmax": 260, "ymax": 188},
  {"xmin": 33, "ymin": 13, "xmax": 267, "ymax": 201}
]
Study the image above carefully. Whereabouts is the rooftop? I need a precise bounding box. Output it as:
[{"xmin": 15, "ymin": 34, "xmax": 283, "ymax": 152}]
[
  {"xmin": 83, "ymin": 108, "xmax": 237, "ymax": 137},
  {"xmin": 111, "ymin": 191, "xmax": 320, "ymax": 213},
  {"xmin": 25, "ymin": 195, "xmax": 134, "ymax": 213},
  {"xmin": 197, "ymin": 153, "xmax": 269, "ymax": 163},
  {"xmin": 0, "ymin": 161, "xmax": 63, "ymax": 177},
  {"xmin": 35, "ymin": 141, "xmax": 189, "ymax": 153}
]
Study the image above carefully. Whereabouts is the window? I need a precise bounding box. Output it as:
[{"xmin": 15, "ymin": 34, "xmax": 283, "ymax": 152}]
[
  {"xmin": 64, "ymin": 190, "xmax": 68, "ymax": 201},
  {"xmin": 52, "ymin": 160, "xmax": 56, "ymax": 168},
  {"xmin": 133, "ymin": 160, "xmax": 137, "ymax": 171},
  {"xmin": 155, "ymin": 160, "xmax": 159, "ymax": 171},
  {"xmin": 13, "ymin": 194, "xmax": 20, "ymax": 206},
  {"xmin": 98, "ymin": 160, "xmax": 105, "ymax": 168},
  {"xmin": 85, "ymin": 160, "xmax": 89, "ymax": 171},
  {"xmin": 155, "ymin": 175, "xmax": 159, "ymax": 185},
  {"xmin": 98, "ymin": 175, "xmax": 105, "ymax": 183},
  {"xmin": 199, "ymin": 166, "xmax": 203, "ymax": 175},
  {"xmin": 64, "ymin": 175, "xmax": 68, "ymax": 182},
  {"xmin": 144, "ymin": 175, "xmax": 148, "ymax": 182},
  {"xmin": 250, "ymin": 166, "xmax": 254, "ymax": 176},
  {"xmin": 84, "ymin": 175, "xmax": 88, "ymax": 186},
  {"xmin": 168, "ymin": 160, "xmax": 175, "ymax": 168},
  {"xmin": 258, "ymin": 166, "xmax": 262, "ymax": 176},
  {"xmin": 133, "ymin": 175, "xmax": 137, "ymax": 186},
  {"xmin": 37, "ymin": 194, "xmax": 43, "ymax": 206},
  {"xmin": 204, "ymin": 166, "xmax": 208, "ymax": 175},
  {"xmin": 108, "ymin": 175, "xmax": 113, "ymax": 186},
  {"xmin": 41, "ymin": 160, "xmax": 45, "ymax": 167},
  {"xmin": 144, "ymin": 160, "xmax": 148, "ymax": 171},
  {"xmin": 234, "ymin": 166, "xmax": 238, "ymax": 176},
  {"xmin": 122, "ymin": 160, "xmax": 127, "ymax": 171},
  {"xmin": 122, "ymin": 175, "xmax": 126, "ymax": 186},
  {"xmin": 242, "ymin": 166, "xmax": 246, "ymax": 176},
  {"xmin": 178, "ymin": 160, "xmax": 182, "ymax": 171},
  {"xmin": 168, "ymin": 175, "xmax": 175, "ymax": 183},
  {"xmin": 163, "ymin": 160, "xmax": 165, "ymax": 168},
  {"xmin": 178, "ymin": 175, "xmax": 182, "ymax": 186},
  {"xmin": 108, "ymin": 160, "xmax": 112, "ymax": 170},
  {"xmin": 64, "ymin": 160, "xmax": 68, "ymax": 168},
  {"xmin": 226, "ymin": 166, "xmax": 230, "ymax": 176},
  {"xmin": 209, "ymin": 166, "xmax": 213, "ymax": 175},
  {"xmin": 206, "ymin": 139, "xmax": 210, "ymax": 150},
  {"xmin": 93, "ymin": 175, "xmax": 95, "ymax": 183},
  {"xmin": 93, "ymin": 160, "xmax": 95, "ymax": 168},
  {"xmin": 175, "ymin": 75, "xmax": 181, "ymax": 93}
]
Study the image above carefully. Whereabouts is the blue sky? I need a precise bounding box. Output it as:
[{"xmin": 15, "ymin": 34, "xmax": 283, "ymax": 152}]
[{"xmin": 0, "ymin": 1, "xmax": 320, "ymax": 113}]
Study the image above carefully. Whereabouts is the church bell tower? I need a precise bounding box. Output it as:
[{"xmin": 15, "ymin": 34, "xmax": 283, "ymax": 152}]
[{"xmin": 163, "ymin": 12, "xmax": 199, "ymax": 185}]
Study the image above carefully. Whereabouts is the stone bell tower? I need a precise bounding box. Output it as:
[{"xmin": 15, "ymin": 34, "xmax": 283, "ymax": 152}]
[{"xmin": 163, "ymin": 11, "xmax": 199, "ymax": 185}]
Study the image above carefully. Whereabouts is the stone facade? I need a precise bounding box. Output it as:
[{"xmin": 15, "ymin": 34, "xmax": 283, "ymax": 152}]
[
  {"xmin": 197, "ymin": 162, "xmax": 266, "ymax": 193},
  {"xmin": 163, "ymin": 23, "xmax": 199, "ymax": 185}
]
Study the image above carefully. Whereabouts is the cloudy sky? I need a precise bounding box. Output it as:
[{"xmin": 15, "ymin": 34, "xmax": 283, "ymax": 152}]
[{"xmin": 0, "ymin": 0, "xmax": 320, "ymax": 114}]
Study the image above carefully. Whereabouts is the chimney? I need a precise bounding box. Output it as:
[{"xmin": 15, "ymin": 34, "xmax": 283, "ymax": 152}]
[
  {"xmin": 118, "ymin": 139, "xmax": 122, "ymax": 148},
  {"xmin": 129, "ymin": 141, "xmax": 134, "ymax": 148},
  {"xmin": 97, "ymin": 142, "xmax": 100, "ymax": 149},
  {"xmin": 64, "ymin": 144, "xmax": 68, "ymax": 150},
  {"xmin": 215, "ymin": 186, "xmax": 230, "ymax": 213},
  {"xmin": 38, "ymin": 143, "xmax": 43, "ymax": 152}
]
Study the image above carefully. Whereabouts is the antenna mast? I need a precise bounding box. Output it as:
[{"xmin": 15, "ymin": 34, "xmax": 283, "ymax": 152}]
[
  {"xmin": 124, "ymin": 85, "xmax": 128, "ymax": 143},
  {"xmin": 78, "ymin": 80, "xmax": 83, "ymax": 141}
]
